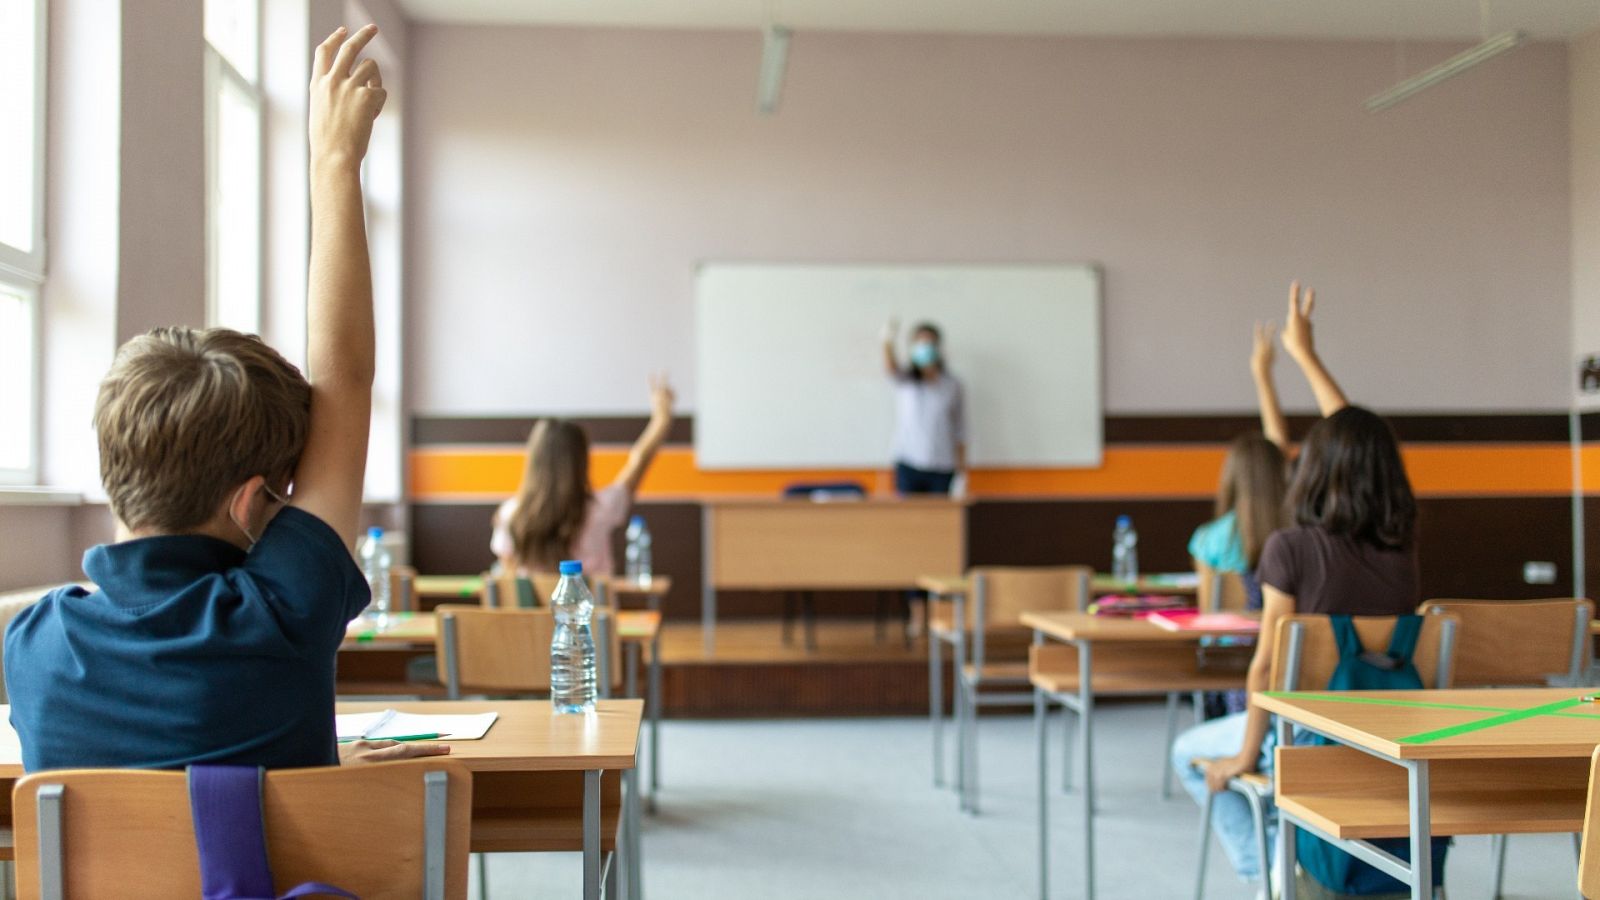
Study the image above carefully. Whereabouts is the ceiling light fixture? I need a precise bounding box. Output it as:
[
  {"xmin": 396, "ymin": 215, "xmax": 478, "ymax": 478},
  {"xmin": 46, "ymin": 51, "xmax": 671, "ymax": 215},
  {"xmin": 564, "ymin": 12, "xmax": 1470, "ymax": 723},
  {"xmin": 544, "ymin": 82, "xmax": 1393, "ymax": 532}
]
[
  {"xmin": 757, "ymin": 24, "xmax": 791, "ymax": 116},
  {"xmin": 1364, "ymin": 30, "xmax": 1529, "ymax": 113}
]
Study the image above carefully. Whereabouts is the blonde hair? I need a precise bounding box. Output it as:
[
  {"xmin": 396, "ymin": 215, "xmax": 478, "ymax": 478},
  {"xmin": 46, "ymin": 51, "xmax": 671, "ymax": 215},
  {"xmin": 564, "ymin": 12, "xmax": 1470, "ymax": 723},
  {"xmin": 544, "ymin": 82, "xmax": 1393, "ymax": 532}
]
[
  {"xmin": 94, "ymin": 327, "xmax": 311, "ymax": 532},
  {"xmin": 508, "ymin": 419, "xmax": 592, "ymax": 571},
  {"xmin": 1215, "ymin": 433, "xmax": 1289, "ymax": 569}
]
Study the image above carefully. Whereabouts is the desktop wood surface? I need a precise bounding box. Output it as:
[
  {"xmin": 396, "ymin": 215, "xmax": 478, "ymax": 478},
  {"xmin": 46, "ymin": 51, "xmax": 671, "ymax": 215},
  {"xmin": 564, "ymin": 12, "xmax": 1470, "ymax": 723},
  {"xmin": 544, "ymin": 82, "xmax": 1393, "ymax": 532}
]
[
  {"xmin": 343, "ymin": 611, "xmax": 662, "ymax": 649},
  {"xmin": 1255, "ymin": 688, "xmax": 1600, "ymax": 760},
  {"xmin": 706, "ymin": 500, "xmax": 965, "ymax": 590},
  {"xmin": 1020, "ymin": 610, "xmax": 1259, "ymax": 643},
  {"xmin": 918, "ymin": 573, "xmax": 1200, "ymax": 598},
  {"xmin": 335, "ymin": 700, "xmax": 642, "ymax": 772},
  {"xmin": 414, "ymin": 575, "xmax": 674, "ymax": 603}
]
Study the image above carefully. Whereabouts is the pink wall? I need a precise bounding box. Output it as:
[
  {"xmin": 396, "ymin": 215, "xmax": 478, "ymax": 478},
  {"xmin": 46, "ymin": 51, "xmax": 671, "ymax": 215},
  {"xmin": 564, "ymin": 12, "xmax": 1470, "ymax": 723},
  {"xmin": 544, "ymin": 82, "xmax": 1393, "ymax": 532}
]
[{"xmin": 409, "ymin": 27, "xmax": 1572, "ymax": 416}]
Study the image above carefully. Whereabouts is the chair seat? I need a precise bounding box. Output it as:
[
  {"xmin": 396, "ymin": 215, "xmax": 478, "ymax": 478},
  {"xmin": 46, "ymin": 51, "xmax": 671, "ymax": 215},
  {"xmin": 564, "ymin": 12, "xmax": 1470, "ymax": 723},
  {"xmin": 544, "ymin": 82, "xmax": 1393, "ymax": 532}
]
[{"xmin": 1236, "ymin": 772, "xmax": 1270, "ymax": 790}]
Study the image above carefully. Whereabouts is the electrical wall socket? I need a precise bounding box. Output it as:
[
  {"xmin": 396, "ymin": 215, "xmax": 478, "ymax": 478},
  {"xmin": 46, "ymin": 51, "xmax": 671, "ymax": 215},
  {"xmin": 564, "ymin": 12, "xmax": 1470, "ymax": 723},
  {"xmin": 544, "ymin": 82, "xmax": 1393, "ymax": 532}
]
[{"xmin": 1523, "ymin": 561, "xmax": 1558, "ymax": 585}]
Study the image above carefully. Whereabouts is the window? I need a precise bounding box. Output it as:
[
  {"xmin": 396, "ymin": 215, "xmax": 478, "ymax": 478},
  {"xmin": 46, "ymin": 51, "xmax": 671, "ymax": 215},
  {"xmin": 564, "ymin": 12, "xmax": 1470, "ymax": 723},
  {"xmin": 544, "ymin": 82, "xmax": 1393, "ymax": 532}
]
[
  {"xmin": 0, "ymin": 0, "xmax": 47, "ymax": 484},
  {"xmin": 204, "ymin": 0, "xmax": 262, "ymax": 333}
]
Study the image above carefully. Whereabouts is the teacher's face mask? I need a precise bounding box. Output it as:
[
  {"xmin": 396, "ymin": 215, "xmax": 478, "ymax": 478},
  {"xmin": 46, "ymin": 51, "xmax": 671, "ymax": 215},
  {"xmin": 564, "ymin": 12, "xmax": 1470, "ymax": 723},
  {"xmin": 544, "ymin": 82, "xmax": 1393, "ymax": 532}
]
[{"xmin": 910, "ymin": 341, "xmax": 940, "ymax": 368}]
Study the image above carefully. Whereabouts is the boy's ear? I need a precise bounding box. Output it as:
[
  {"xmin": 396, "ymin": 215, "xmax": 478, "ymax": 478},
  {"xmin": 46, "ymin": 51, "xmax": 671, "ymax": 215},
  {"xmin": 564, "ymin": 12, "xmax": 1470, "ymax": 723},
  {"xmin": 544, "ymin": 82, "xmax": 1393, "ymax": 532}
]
[{"xmin": 225, "ymin": 475, "xmax": 269, "ymax": 522}]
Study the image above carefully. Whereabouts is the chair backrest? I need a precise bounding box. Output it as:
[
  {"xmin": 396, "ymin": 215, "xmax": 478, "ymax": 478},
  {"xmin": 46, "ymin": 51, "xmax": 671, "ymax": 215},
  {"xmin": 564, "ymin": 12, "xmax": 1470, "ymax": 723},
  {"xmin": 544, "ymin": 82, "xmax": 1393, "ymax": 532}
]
[
  {"xmin": 1269, "ymin": 613, "xmax": 1459, "ymax": 695},
  {"xmin": 967, "ymin": 566, "xmax": 1092, "ymax": 668},
  {"xmin": 1419, "ymin": 598, "xmax": 1593, "ymax": 687},
  {"xmin": 482, "ymin": 572, "xmax": 612, "ymax": 610},
  {"xmin": 1196, "ymin": 564, "xmax": 1250, "ymax": 613},
  {"xmin": 391, "ymin": 564, "xmax": 418, "ymax": 613},
  {"xmin": 436, "ymin": 604, "xmax": 619, "ymax": 698},
  {"xmin": 12, "ymin": 759, "xmax": 471, "ymax": 900},
  {"xmin": 1580, "ymin": 745, "xmax": 1600, "ymax": 897}
]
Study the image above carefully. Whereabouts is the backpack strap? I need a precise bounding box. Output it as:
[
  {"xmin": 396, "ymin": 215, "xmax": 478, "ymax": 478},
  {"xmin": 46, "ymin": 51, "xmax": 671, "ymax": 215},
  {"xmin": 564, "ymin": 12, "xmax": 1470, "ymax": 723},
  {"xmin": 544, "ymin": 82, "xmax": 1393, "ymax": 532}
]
[
  {"xmin": 1328, "ymin": 615, "xmax": 1364, "ymax": 660},
  {"xmin": 189, "ymin": 766, "xmax": 276, "ymax": 900},
  {"xmin": 188, "ymin": 766, "xmax": 359, "ymax": 900},
  {"xmin": 1385, "ymin": 614, "xmax": 1424, "ymax": 664}
]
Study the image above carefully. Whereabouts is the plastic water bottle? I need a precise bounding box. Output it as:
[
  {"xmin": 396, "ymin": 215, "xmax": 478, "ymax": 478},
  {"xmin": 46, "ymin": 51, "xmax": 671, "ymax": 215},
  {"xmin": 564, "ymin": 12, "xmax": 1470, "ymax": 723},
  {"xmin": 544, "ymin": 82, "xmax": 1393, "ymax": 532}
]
[
  {"xmin": 550, "ymin": 560, "xmax": 598, "ymax": 714},
  {"xmin": 1112, "ymin": 516, "xmax": 1139, "ymax": 584},
  {"xmin": 625, "ymin": 516, "xmax": 653, "ymax": 582},
  {"xmin": 358, "ymin": 526, "xmax": 392, "ymax": 626}
]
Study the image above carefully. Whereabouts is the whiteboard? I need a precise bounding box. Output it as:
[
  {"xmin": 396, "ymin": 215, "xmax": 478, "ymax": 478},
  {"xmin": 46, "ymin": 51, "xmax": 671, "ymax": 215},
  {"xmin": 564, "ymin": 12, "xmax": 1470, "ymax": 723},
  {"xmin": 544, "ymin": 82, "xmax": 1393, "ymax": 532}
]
[{"xmin": 694, "ymin": 263, "xmax": 1102, "ymax": 469}]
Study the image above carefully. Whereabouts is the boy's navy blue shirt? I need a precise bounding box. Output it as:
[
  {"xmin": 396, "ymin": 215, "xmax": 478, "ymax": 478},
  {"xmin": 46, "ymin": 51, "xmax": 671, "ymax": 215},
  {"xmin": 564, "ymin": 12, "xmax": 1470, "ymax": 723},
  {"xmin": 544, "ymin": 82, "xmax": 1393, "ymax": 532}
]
[{"xmin": 4, "ymin": 507, "xmax": 369, "ymax": 772}]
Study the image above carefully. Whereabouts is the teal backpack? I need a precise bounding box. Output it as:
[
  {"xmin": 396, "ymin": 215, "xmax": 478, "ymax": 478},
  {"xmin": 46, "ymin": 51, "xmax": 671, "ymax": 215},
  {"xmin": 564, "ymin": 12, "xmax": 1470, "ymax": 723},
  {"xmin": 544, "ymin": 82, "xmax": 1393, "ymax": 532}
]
[{"xmin": 1296, "ymin": 615, "xmax": 1449, "ymax": 894}]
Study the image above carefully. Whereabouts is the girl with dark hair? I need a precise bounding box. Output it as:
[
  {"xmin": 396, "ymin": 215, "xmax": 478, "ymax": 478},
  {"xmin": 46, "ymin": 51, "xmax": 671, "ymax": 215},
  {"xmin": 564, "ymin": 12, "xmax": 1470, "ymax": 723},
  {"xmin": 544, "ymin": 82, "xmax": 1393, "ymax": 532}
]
[
  {"xmin": 1173, "ymin": 284, "xmax": 1418, "ymax": 893},
  {"xmin": 490, "ymin": 377, "xmax": 675, "ymax": 575},
  {"xmin": 882, "ymin": 319, "xmax": 967, "ymax": 495}
]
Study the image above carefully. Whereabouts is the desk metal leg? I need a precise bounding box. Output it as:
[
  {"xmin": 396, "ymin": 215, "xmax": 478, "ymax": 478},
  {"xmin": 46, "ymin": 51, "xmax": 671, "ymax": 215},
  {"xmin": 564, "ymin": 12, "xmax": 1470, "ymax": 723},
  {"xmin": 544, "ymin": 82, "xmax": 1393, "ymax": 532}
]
[
  {"xmin": 626, "ymin": 642, "xmax": 639, "ymax": 701},
  {"xmin": 584, "ymin": 770, "xmax": 602, "ymax": 900},
  {"xmin": 953, "ymin": 627, "xmax": 967, "ymax": 806},
  {"xmin": 930, "ymin": 631, "xmax": 945, "ymax": 787},
  {"xmin": 1078, "ymin": 639, "xmax": 1095, "ymax": 900},
  {"xmin": 1034, "ymin": 628, "xmax": 1049, "ymax": 900},
  {"xmin": 626, "ymin": 767, "xmax": 642, "ymax": 900},
  {"xmin": 649, "ymin": 630, "xmax": 662, "ymax": 812},
  {"xmin": 1408, "ymin": 761, "xmax": 1433, "ymax": 900},
  {"xmin": 1036, "ymin": 687, "xmax": 1049, "ymax": 900},
  {"xmin": 1281, "ymin": 808, "xmax": 1298, "ymax": 900}
]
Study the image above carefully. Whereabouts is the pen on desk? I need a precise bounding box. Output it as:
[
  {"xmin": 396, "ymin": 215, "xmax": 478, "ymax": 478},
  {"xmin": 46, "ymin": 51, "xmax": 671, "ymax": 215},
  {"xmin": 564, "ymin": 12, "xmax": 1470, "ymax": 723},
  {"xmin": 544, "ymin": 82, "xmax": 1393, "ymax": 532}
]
[{"xmin": 337, "ymin": 733, "xmax": 443, "ymax": 743}]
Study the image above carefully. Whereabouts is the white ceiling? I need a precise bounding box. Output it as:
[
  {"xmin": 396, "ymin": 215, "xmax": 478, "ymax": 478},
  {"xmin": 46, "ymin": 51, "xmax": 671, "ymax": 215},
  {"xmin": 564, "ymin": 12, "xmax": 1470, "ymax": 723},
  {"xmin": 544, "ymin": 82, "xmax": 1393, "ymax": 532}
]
[{"xmin": 396, "ymin": 0, "xmax": 1600, "ymax": 41}]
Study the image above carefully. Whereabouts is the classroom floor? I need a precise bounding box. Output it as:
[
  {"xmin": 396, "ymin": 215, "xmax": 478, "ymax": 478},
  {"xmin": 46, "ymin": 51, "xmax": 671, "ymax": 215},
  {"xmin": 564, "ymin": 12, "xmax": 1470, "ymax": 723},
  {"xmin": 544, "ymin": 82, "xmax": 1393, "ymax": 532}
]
[{"xmin": 474, "ymin": 701, "xmax": 1582, "ymax": 899}]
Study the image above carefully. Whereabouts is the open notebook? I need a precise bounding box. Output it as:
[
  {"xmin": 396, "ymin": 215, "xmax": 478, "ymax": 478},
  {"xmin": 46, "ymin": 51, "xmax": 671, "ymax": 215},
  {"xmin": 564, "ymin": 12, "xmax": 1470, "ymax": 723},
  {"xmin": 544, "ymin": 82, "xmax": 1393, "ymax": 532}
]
[
  {"xmin": 335, "ymin": 709, "xmax": 499, "ymax": 742},
  {"xmin": 1145, "ymin": 610, "xmax": 1259, "ymax": 634}
]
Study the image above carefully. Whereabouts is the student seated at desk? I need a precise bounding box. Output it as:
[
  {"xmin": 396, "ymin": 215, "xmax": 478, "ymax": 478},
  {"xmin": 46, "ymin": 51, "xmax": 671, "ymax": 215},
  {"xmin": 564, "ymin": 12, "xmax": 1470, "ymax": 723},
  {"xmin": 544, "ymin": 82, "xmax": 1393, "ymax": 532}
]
[
  {"xmin": 491, "ymin": 377, "xmax": 674, "ymax": 576},
  {"xmin": 1172, "ymin": 288, "xmax": 1425, "ymax": 894},
  {"xmin": 5, "ymin": 27, "xmax": 445, "ymax": 773}
]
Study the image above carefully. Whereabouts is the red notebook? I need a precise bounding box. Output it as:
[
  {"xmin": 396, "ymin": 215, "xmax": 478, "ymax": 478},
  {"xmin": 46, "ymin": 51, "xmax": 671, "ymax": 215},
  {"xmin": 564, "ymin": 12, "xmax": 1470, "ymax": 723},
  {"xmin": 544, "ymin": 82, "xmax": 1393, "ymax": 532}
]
[{"xmin": 1144, "ymin": 610, "xmax": 1259, "ymax": 634}]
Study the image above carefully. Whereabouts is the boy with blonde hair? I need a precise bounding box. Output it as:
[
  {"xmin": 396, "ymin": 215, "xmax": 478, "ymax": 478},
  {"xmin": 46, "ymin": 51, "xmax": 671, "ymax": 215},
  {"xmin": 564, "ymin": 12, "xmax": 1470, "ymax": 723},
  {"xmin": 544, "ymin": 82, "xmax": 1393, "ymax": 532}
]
[{"xmin": 6, "ymin": 26, "xmax": 444, "ymax": 771}]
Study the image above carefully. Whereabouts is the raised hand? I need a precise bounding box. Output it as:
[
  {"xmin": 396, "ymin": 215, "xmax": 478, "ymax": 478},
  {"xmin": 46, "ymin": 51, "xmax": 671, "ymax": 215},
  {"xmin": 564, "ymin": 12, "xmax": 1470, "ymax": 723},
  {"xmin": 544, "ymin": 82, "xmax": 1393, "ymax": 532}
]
[
  {"xmin": 1251, "ymin": 321, "xmax": 1276, "ymax": 377},
  {"xmin": 309, "ymin": 25, "xmax": 387, "ymax": 171},
  {"xmin": 649, "ymin": 374, "xmax": 675, "ymax": 421},
  {"xmin": 881, "ymin": 317, "xmax": 899, "ymax": 345},
  {"xmin": 1280, "ymin": 280, "xmax": 1317, "ymax": 362}
]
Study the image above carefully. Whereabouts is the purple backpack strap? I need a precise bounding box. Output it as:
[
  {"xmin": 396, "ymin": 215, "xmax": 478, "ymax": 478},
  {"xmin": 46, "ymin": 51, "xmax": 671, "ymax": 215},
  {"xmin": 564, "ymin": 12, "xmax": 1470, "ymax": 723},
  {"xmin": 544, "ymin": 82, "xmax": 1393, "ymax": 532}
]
[{"xmin": 187, "ymin": 766, "xmax": 358, "ymax": 900}]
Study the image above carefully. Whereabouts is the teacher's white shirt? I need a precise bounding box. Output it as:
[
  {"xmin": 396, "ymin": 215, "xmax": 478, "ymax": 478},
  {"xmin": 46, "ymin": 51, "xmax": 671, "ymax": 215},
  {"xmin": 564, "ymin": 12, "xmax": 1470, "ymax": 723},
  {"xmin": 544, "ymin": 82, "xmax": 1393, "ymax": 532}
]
[{"xmin": 891, "ymin": 372, "xmax": 966, "ymax": 472}]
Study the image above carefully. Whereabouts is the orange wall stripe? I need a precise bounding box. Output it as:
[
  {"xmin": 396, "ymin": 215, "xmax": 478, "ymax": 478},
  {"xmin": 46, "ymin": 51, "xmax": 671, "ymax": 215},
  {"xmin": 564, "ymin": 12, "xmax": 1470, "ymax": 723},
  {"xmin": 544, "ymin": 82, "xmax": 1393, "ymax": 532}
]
[
  {"xmin": 409, "ymin": 443, "xmax": 1583, "ymax": 502},
  {"xmin": 1584, "ymin": 443, "xmax": 1600, "ymax": 495}
]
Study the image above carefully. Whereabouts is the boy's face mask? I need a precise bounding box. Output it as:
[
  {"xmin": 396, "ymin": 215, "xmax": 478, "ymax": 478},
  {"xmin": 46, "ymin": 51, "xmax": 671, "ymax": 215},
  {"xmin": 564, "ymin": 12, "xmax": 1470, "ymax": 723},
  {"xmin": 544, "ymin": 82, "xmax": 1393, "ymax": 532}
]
[
  {"xmin": 230, "ymin": 482, "xmax": 290, "ymax": 550},
  {"xmin": 910, "ymin": 341, "xmax": 940, "ymax": 368}
]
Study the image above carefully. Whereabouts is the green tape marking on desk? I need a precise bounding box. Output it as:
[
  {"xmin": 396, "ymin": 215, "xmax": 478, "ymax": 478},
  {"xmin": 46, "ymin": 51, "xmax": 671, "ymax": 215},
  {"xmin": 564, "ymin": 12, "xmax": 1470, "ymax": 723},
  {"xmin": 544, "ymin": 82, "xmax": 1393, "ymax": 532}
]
[{"xmin": 1395, "ymin": 697, "xmax": 1587, "ymax": 745}]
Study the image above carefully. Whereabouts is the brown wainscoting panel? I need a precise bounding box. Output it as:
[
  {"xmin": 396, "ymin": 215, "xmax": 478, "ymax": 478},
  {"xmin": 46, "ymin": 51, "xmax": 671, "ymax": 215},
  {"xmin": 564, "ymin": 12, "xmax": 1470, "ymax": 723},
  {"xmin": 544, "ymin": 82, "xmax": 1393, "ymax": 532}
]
[
  {"xmin": 1588, "ymin": 496, "xmax": 1600, "ymax": 601},
  {"xmin": 411, "ymin": 495, "xmax": 1576, "ymax": 617},
  {"xmin": 1414, "ymin": 497, "xmax": 1574, "ymax": 601},
  {"xmin": 414, "ymin": 416, "xmax": 694, "ymax": 446},
  {"xmin": 966, "ymin": 499, "xmax": 1214, "ymax": 572},
  {"xmin": 418, "ymin": 412, "xmax": 1571, "ymax": 449},
  {"xmin": 1582, "ymin": 412, "xmax": 1600, "ymax": 443}
]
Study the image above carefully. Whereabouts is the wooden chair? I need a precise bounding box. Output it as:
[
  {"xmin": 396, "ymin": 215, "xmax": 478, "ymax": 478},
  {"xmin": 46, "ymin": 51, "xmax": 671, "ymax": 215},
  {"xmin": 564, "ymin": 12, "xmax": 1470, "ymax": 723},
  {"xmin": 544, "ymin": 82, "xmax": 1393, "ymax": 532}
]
[
  {"xmin": 1192, "ymin": 613, "xmax": 1459, "ymax": 900},
  {"xmin": 482, "ymin": 572, "xmax": 612, "ymax": 610},
  {"xmin": 1421, "ymin": 597, "xmax": 1593, "ymax": 898},
  {"xmin": 955, "ymin": 566, "xmax": 1091, "ymax": 814},
  {"xmin": 435, "ymin": 604, "xmax": 621, "ymax": 700},
  {"xmin": 391, "ymin": 564, "xmax": 418, "ymax": 613},
  {"xmin": 1578, "ymin": 745, "xmax": 1600, "ymax": 899},
  {"xmin": 12, "ymin": 759, "xmax": 471, "ymax": 900},
  {"xmin": 1195, "ymin": 563, "xmax": 1250, "ymax": 613}
]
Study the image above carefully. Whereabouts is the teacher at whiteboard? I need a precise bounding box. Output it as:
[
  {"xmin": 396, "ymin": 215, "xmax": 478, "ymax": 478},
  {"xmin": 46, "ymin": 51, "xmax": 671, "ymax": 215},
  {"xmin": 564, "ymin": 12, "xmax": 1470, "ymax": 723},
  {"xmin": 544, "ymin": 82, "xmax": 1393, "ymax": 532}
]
[{"xmin": 882, "ymin": 319, "xmax": 967, "ymax": 497}]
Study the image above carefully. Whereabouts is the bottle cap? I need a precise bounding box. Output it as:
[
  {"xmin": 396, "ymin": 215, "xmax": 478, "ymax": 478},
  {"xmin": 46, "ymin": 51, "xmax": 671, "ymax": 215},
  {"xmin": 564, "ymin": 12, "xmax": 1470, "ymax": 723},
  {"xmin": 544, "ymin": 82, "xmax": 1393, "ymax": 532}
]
[
  {"xmin": 559, "ymin": 560, "xmax": 583, "ymax": 576},
  {"xmin": 1115, "ymin": 515, "xmax": 1131, "ymax": 527},
  {"xmin": 368, "ymin": 526, "xmax": 383, "ymax": 539},
  {"xmin": 630, "ymin": 515, "xmax": 645, "ymax": 526}
]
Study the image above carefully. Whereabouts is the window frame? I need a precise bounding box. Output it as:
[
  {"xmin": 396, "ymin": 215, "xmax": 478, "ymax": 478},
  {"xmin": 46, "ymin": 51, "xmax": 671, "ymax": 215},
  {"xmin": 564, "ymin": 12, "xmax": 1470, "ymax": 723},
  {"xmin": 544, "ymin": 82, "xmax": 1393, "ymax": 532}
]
[
  {"xmin": 0, "ymin": 0, "xmax": 48, "ymax": 485},
  {"xmin": 203, "ymin": 0, "xmax": 265, "ymax": 333}
]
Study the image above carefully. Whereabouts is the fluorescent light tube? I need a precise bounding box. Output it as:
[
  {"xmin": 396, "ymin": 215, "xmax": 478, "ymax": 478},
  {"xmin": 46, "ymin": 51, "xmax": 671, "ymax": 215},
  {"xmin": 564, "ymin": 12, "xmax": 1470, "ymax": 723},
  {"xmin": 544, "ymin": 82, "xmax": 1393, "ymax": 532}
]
[
  {"xmin": 757, "ymin": 25, "xmax": 791, "ymax": 115},
  {"xmin": 1364, "ymin": 30, "xmax": 1529, "ymax": 113}
]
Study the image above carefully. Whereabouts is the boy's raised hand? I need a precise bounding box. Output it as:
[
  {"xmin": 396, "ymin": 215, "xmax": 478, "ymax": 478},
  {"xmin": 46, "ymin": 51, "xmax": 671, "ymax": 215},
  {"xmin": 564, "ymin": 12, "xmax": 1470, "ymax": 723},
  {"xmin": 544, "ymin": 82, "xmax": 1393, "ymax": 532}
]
[{"xmin": 310, "ymin": 25, "xmax": 387, "ymax": 170}]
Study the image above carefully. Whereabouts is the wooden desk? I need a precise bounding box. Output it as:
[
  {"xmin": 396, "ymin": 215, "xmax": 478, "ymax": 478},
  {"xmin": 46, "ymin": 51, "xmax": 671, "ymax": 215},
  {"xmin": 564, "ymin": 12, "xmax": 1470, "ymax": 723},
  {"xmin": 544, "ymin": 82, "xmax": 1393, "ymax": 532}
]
[
  {"xmin": 342, "ymin": 611, "xmax": 666, "ymax": 814},
  {"xmin": 413, "ymin": 575, "xmax": 483, "ymax": 606},
  {"xmin": 1022, "ymin": 611, "xmax": 1256, "ymax": 900},
  {"xmin": 1258, "ymin": 688, "xmax": 1600, "ymax": 900},
  {"xmin": 0, "ymin": 700, "xmax": 643, "ymax": 900},
  {"xmin": 702, "ymin": 498, "xmax": 966, "ymax": 653}
]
